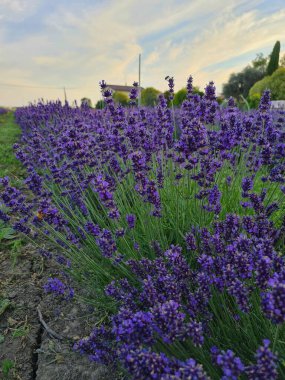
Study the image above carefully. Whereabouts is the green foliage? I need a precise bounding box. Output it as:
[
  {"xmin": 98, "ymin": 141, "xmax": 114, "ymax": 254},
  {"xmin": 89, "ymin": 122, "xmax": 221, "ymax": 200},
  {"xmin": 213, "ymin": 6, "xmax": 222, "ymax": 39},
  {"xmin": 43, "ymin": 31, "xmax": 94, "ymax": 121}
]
[
  {"xmin": 222, "ymin": 66, "xmax": 264, "ymax": 99},
  {"xmin": 280, "ymin": 53, "xmax": 285, "ymax": 68},
  {"xmin": 216, "ymin": 96, "xmax": 224, "ymax": 105},
  {"xmin": 95, "ymin": 100, "xmax": 105, "ymax": 109},
  {"xmin": 249, "ymin": 76, "xmax": 271, "ymax": 98},
  {"xmin": 80, "ymin": 97, "xmax": 92, "ymax": 108},
  {"xmin": 39, "ymin": 154, "xmax": 285, "ymax": 312},
  {"xmin": 0, "ymin": 112, "xmax": 24, "ymax": 183},
  {"xmin": 247, "ymin": 93, "xmax": 261, "ymax": 109},
  {"xmin": 32, "ymin": 149, "xmax": 285, "ymax": 379},
  {"xmin": 173, "ymin": 88, "xmax": 187, "ymax": 106},
  {"xmin": 1, "ymin": 359, "xmax": 14, "ymax": 377},
  {"xmin": 173, "ymin": 87, "xmax": 204, "ymax": 107},
  {"xmin": 193, "ymin": 87, "xmax": 204, "ymax": 97},
  {"xmin": 267, "ymin": 40, "xmax": 280, "ymax": 76},
  {"xmin": 113, "ymin": 91, "xmax": 129, "ymax": 106},
  {"xmin": 249, "ymin": 68, "xmax": 285, "ymax": 100},
  {"xmin": 0, "ymin": 298, "xmax": 10, "ymax": 316},
  {"xmin": 10, "ymin": 239, "xmax": 23, "ymax": 266},
  {"xmin": 11, "ymin": 323, "xmax": 30, "ymax": 338},
  {"xmin": 252, "ymin": 53, "xmax": 268, "ymax": 74},
  {"xmin": 222, "ymin": 47, "xmax": 281, "ymax": 99},
  {"xmin": 270, "ymin": 67, "xmax": 285, "ymax": 99},
  {"xmin": 141, "ymin": 87, "xmax": 161, "ymax": 107},
  {"xmin": 0, "ymin": 219, "xmax": 15, "ymax": 242}
]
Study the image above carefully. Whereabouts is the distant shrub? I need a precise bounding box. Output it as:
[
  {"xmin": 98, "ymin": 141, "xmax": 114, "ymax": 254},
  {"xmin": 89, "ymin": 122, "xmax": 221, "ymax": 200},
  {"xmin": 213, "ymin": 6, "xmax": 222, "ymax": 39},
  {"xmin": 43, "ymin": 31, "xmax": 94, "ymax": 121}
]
[
  {"xmin": 81, "ymin": 98, "xmax": 92, "ymax": 108},
  {"xmin": 249, "ymin": 68, "xmax": 285, "ymax": 100},
  {"xmin": 95, "ymin": 100, "xmax": 105, "ymax": 109},
  {"xmin": 173, "ymin": 88, "xmax": 187, "ymax": 106},
  {"xmin": 247, "ymin": 93, "xmax": 261, "ymax": 109},
  {"xmin": 113, "ymin": 91, "xmax": 129, "ymax": 106},
  {"xmin": 141, "ymin": 87, "xmax": 161, "ymax": 106},
  {"xmin": 173, "ymin": 87, "xmax": 204, "ymax": 107}
]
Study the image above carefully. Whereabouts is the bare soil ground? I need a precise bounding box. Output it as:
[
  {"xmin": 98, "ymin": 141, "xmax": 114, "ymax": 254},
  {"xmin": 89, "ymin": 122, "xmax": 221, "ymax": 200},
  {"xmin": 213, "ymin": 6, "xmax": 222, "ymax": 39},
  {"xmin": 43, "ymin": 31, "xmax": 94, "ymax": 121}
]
[{"xmin": 0, "ymin": 242, "xmax": 118, "ymax": 380}]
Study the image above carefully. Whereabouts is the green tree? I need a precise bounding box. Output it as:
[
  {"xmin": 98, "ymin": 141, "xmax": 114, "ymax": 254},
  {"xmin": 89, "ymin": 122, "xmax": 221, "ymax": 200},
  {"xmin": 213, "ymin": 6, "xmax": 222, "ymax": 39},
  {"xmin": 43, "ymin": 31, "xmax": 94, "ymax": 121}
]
[
  {"xmin": 141, "ymin": 87, "xmax": 161, "ymax": 106},
  {"xmin": 173, "ymin": 88, "xmax": 187, "ymax": 106},
  {"xmin": 216, "ymin": 96, "xmax": 225, "ymax": 105},
  {"xmin": 113, "ymin": 92, "xmax": 129, "ymax": 106},
  {"xmin": 266, "ymin": 41, "xmax": 280, "ymax": 76},
  {"xmin": 247, "ymin": 93, "xmax": 261, "ymax": 109},
  {"xmin": 222, "ymin": 66, "xmax": 264, "ymax": 99},
  {"xmin": 249, "ymin": 76, "xmax": 271, "ymax": 99},
  {"xmin": 280, "ymin": 53, "xmax": 285, "ymax": 68},
  {"xmin": 249, "ymin": 68, "xmax": 285, "ymax": 100},
  {"xmin": 173, "ymin": 87, "xmax": 204, "ymax": 107},
  {"xmin": 81, "ymin": 97, "xmax": 92, "ymax": 107},
  {"xmin": 193, "ymin": 87, "xmax": 204, "ymax": 97},
  {"xmin": 252, "ymin": 53, "xmax": 268, "ymax": 74},
  {"xmin": 95, "ymin": 100, "xmax": 105, "ymax": 109}
]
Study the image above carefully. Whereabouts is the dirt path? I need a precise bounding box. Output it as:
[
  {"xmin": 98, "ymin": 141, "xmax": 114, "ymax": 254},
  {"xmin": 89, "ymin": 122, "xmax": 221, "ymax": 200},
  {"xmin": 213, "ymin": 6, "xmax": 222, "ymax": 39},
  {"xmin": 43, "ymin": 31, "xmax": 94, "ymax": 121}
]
[{"xmin": 0, "ymin": 114, "xmax": 118, "ymax": 380}]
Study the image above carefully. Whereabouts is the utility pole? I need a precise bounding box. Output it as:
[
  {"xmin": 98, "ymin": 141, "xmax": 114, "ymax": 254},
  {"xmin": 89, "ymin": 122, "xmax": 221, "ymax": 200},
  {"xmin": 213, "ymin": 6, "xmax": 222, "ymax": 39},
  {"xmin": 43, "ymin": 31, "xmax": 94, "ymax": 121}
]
[
  {"xmin": 63, "ymin": 87, "xmax": 67, "ymax": 102},
  {"xmin": 138, "ymin": 53, "xmax": 141, "ymax": 106}
]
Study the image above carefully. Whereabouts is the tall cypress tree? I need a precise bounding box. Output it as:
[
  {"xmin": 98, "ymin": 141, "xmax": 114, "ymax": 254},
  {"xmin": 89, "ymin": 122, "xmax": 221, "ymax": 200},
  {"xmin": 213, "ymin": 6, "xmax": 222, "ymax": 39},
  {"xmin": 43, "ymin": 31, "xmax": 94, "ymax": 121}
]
[{"xmin": 267, "ymin": 41, "xmax": 281, "ymax": 75}]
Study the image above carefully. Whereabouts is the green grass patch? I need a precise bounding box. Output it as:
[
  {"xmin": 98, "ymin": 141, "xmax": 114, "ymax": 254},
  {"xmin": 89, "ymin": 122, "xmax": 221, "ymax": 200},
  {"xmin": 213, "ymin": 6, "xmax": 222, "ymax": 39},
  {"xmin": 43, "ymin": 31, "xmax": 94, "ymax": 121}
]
[{"xmin": 0, "ymin": 112, "xmax": 25, "ymax": 183}]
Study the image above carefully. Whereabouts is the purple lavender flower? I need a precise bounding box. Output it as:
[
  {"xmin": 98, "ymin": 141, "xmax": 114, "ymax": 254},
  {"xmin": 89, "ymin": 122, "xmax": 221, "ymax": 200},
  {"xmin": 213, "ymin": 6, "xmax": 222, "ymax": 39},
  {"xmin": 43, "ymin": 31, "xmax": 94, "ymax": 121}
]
[
  {"xmin": 259, "ymin": 90, "xmax": 271, "ymax": 113},
  {"xmin": 0, "ymin": 209, "xmax": 10, "ymax": 222},
  {"xmin": 115, "ymin": 228, "xmax": 125, "ymax": 238},
  {"xmin": 211, "ymin": 346, "xmax": 245, "ymax": 380},
  {"xmin": 227, "ymin": 97, "xmax": 235, "ymax": 108},
  {"xmin": 241, "ymin": 176, "xmax": 253, "ymax": 197},
  {"xmin": 185, "ymin": 231, "xmax": 197, "ymax": 251},
  {"xmin": 74, "ymin": 326, "xmax": 115, "ymax": 365},
  {"xmin": 96, "ymin": 229, "xmax": 117, "ymax": 258},
  {"xmin": 129, "ymin": 81, "xmax": 139, "ymax": 106},
  {"xmin": 165, "ymin": 76, "xmax": 175, "ymax": 101},
  {"xmin": 85, "ymin": 222, "xmax": 100, "ymax": 237},
  {"xmin": 246, "ymin": 340, "xmax": 278, "ymax": 380},
  {"xmin": 112, "ymin": 308, "xmax": 154, "ymax": 346},
  {"xmin": 206, "ymin": 185, "xmax": 221, "ymax": 214},
  {"xmin": 163, "ymin": 358, "xmax": 210, "ymax": 380},
  {"xmin": 150, "ymin": 300, "xmax": 186, "ymax": 343},
  {"xmin": 126, "ymin": 214, "xmax": 136, "ymax": 229},
  {"xmin": 121, "ymin": 348, "xmax": 175, "ymax": 380},
  {"xmin": 186, "ymin": 75, "xmax": 193, "ymax": 99},
  {"xmin": 44, "ymin": 278, "xmax": 74, "ymax": 300},
  {"xmin": 262, "ymin": 273, "xmax": 285, "ymax": 324}
]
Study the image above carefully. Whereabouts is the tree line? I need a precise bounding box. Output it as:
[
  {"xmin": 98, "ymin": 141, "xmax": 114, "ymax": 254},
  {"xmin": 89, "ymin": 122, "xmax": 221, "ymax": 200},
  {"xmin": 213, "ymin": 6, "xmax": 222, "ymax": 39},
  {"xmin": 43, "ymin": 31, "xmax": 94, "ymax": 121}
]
[
  {"xmin": 222, "ymin": 41, "xmax": 285, "ymax": 108},
  {"xmin": 81, "ymin": 41, "xmax": 284, "ymax": 110}
]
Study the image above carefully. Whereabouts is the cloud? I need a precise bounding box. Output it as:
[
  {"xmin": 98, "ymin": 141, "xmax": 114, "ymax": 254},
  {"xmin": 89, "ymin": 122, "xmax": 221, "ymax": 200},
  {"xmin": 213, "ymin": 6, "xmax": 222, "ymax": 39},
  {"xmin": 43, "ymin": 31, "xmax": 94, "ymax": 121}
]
[
  {"xmin": 32, "ymin": 56, "xmax": 61, "ymax": 66},
  {"xmin": 0, "ymin": 0, "xmax": 284, "ymax": 106},
  {"xmin": 0, "ymin": 0, "xmax": 39, "ymax": 21}
]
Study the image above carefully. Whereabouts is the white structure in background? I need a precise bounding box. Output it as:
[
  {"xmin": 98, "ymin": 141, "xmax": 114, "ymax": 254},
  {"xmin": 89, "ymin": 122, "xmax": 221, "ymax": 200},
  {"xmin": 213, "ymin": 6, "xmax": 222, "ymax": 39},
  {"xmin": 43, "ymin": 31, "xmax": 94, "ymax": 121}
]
[{"xmin": 271, "ymin": 100, "xmax": 285, "ymax": 109}]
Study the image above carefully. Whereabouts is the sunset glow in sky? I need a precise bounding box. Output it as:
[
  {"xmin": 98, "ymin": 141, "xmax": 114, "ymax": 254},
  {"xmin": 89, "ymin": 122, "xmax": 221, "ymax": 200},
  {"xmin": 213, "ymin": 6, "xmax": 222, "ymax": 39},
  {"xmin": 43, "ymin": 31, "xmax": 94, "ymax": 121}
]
[{"xmin": 0, "ymin": 0, "xmax": 284, "ymax": 106}]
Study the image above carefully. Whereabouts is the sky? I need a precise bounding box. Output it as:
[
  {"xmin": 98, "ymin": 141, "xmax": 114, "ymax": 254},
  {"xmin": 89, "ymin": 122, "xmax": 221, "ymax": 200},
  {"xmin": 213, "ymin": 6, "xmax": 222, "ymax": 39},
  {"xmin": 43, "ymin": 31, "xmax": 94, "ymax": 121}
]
[{"xmin": 0, "ymin": 0, "xmax": 284, "ymax": 106}]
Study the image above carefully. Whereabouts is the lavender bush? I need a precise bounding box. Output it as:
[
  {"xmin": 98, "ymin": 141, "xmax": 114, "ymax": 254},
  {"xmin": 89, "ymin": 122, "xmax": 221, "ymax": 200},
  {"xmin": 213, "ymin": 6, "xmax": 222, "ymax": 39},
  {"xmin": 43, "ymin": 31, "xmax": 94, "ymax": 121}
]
[{"xmin": 1, "ymin": 77, "xmax": 285, "ymax": 378}]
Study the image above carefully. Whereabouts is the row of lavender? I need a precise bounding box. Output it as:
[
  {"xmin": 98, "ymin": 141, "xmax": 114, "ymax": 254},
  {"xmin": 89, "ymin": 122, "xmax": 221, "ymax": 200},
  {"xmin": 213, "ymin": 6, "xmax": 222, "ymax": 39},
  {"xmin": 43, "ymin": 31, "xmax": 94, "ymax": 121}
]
[
  {"xmin": 0, "ymin": 107, "xmax": 8, "ymax": 116},
  {"xmin": 1, "ymin": 77, "xmax": 285, "ymax": 379}
]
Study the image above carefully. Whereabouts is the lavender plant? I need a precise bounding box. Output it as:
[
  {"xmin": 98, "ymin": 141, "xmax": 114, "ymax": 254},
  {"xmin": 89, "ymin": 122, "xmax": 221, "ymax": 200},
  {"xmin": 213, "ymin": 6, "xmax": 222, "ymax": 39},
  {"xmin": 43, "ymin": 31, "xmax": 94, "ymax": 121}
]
[{"xmin": 1, "ymin": 79, "xmax": 285, "ymax": 378}]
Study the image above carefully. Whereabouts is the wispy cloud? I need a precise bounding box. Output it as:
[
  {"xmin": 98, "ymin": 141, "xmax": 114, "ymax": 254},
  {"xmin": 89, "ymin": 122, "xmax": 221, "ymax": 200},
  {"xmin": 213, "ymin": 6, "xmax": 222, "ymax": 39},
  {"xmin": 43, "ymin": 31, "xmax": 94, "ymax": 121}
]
[{"xmin": 0, "ymin": 0, "xmax": 284, "ymax": 106}]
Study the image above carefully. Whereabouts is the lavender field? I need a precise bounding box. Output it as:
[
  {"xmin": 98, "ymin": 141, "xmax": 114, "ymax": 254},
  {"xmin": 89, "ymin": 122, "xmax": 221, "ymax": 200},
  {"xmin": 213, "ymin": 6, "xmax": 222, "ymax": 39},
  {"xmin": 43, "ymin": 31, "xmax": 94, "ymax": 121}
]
[{"xmin": 1, "ymin": 78, "xmax": 285, "ymax": 379}]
